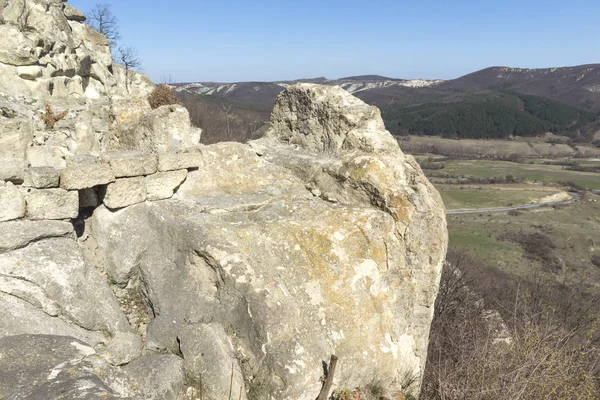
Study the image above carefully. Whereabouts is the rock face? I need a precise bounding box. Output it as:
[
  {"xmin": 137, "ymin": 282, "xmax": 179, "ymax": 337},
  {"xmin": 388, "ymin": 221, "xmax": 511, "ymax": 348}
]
[
  {"xmin": 0, "ymin": 0, "xmax": 201, "ymax": 165},
  {"xmin": 0, "ymin": 3, "xmax": 447, "ymax": 400},
  {"xmin": 88, "ymin": 84, "xmax": 447, "ymax": 399}
]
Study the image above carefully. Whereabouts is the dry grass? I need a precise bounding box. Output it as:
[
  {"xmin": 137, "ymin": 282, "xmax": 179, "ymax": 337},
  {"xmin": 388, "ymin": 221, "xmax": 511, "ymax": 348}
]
[{"xmin": 422, "ymin": 248, "xmax": 600, "ymax": 400}]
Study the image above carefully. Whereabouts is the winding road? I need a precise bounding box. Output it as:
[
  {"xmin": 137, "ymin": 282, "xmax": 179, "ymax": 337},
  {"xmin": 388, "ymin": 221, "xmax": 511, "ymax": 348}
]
[{"xmin": 446, "ymin": 192, "xmax": 581, "ymax": 215}]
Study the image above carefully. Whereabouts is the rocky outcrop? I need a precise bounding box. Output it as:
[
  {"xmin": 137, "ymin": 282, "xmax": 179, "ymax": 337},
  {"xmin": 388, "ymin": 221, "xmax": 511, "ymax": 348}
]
[
  {"xmin": 86, "ymin": 85, "xmax": 447, "ymax": 399},
  {"xmin": 0, "ymin": 3, "xmax": 447, "ymax": 400},
  {"xmin": 0, "ymin": 0, "xmax": 201, "ymax": 165}
]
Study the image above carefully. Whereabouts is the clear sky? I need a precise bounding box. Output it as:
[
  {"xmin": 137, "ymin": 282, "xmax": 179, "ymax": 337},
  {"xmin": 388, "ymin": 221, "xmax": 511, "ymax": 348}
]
[{"xmin": 68, "ymin": 0, "xmax": 600, "ymax": 83}]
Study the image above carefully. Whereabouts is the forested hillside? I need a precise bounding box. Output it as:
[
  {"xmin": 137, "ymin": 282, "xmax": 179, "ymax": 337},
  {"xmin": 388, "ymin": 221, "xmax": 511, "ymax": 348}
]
[{"xmin": 382, "ymin": 92, "xmax": 598, "ymax": 139}]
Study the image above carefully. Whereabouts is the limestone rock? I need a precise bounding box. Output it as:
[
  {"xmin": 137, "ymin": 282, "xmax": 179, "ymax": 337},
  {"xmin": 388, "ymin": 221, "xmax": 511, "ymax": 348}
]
[
  {"xmin": 64, "ymin": 4, "xmax": 86, "ymax": 22},
  {"xmin": 103, "ymin": 177, "xmax": 147, "ymax": 209},
  {"xmin": 146, "ymin": 169, "xmax": 187, "ymax": 201},
  {"xmin": 0, "ymin": 219, "xmax": 74, "ymax": 252},
  {"xmin": 27, "ymin": 146, "xmax": 67, "ymax": 169},
  {"xmin": 60, "ymin": 164, "xmax": 115, "ymax": 190},
  {"xmin": 0, "ymin": 159, "xmax": 27, "ymax": 184},
  {"xmin": 264, "ymin": 83, "xmax": 399, "ymax": 155},
  {"xmin": 0, "ymin": 335, "xmax": 143, "ymax": 399},
  {"xmin": 103, "ymin": 151, "xmax": 158, "ymax": 178},
  {"xmin": 158, "ymin": 151, "xmax": 204, "ymax": 172},
  {"xmin": 17, "ymin": 65, "xmax": 43, "ymax": 80},
  {"xmin": 114, "ymin": 105, "xmax": 202, "ymax": 154},
  {"xmin": 0, "ymin": 186, "xmax": 26, "ymax": 222},
  {"xmin": 0, "ymin": 25, "xmax": 36, "ymax": 66},
  {"xmin": 23, "ymin": 167, "xmax": 60, "ymax": 188},
  {"xmin": 178, "ymin": 323, "xmax": 247, "ymax": 400},
  {"xmin": 91, "ymin": 84, "xmax": 447, "ymax": 399},
  {"xmin": 0, "ymin": 237, "xmax": 135, "ymax": 347},
  {"xmin": 27, "ymin": 188, "xmax": 79, "ymax": 220},
  {"xmin": 124, "ymin": 354, "xmax": 185, "ymax": 400}
]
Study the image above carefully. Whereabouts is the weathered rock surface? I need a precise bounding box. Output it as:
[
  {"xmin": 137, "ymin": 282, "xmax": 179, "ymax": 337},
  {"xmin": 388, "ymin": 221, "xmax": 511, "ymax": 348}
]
[
  {"xmin": 123, "ymin": 354, "xmax": 185, "ymax": 400},
  {"xmin": 0, "ymin": 158, "xmax": 27, "ymax": 183},
  {"xmin": 60, "ymin": 164, "xmax": 115, "ymax": 190},
  {"xmin": 0, "ymin": 335, "xmax": 142, "ymax": 399},
  {"xmin": 158, "ymin": 150, "xmax": 204, "ymax": 172},
  {"xmin": 103, "ymin": 151, "xmax": 158, "ymax": 178},
  {"xmin": 0, "ymin": 185, "xmax": 26, "ymax": 222},
  {"xmin": 146, "ymin": 169, "xmax": 187, "ymax": 201},
  {"xmin": 102, "ymin": 177, "xmax": 147, "ymax": 209},
  {"xmin": 0, "ymin": 219, "xmax": 74, "ymax": 252},
  {"xmin": 90, "ymin": 84, "xmax": 447, "ymax": 399},
  {"xmin": 27, "ymin": 188, "xmax": 79, "ymax": 220},
  {"xmin": 0, "ymin": 0, "xmax": 200, "ymax": 166},
  {"xmin": 23, "ymin": 166, "xmax": 60, "ymax": 188}
]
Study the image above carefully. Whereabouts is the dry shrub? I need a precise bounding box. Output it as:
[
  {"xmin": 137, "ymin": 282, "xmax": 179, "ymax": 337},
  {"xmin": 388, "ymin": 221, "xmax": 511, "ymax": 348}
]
[
  {"xmin": 148, "ymin": 84, "xmax": 180, "ymax": 109},
  {"xmin": 41, "ymin": 104, "xmax": 68, "ymax": 130},
  {"xmin": 422, "ymin": 247, "xmax": 600, "ymax": 400},
  {"xmin": 499, "ymin": 232, "xmax": 561, "ymax": 271}
]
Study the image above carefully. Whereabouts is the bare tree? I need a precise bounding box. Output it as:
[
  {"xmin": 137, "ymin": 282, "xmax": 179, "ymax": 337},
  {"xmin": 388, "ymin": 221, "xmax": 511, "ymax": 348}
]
[
  {"xmin": 87, "ymin": 3, "xmax": 120, "ymax": 44},
  {"xmin": 116, "ymin": 45, "xmax": 141, "ymax": 92}
]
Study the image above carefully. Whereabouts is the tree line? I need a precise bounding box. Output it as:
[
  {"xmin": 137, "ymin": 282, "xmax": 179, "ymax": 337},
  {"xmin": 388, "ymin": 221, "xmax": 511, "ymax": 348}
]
[{"xmin": 382, "ymin": 92, "xmax": 598, "ymax": 139}]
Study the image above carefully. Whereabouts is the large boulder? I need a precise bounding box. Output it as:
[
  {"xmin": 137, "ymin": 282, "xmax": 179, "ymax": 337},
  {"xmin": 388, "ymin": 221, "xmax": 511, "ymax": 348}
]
[{"xmin": 90, "ymin": 84, "xmax": 447, "ymax": 399}]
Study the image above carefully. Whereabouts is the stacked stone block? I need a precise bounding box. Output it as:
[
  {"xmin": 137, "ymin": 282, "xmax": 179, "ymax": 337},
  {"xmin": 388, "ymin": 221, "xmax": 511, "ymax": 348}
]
[{"xmin": 0, "ymin": 150, "xmax": 200, "ymax": 221}]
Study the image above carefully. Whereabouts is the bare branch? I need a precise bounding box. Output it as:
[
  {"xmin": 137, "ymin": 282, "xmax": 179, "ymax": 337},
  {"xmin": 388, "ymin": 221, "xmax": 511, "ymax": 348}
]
[{"xmin": 87, "ymin": 3, "xmax": 120, "ymax": 43}]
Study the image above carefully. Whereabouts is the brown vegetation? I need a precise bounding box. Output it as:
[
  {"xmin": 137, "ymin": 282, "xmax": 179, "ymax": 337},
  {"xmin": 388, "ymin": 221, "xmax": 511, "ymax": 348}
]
[
  {"xmin": 499, "ymin": 232, "xmax": 561, "ymax": 271},
  {"xmin": 148, "ymin": 84, "xmax": 180, "ymax": 109},
  {"xmin": 422, "ymin": 247, "xmax": 600, "ymax": 400},
  {"xmin": 41, "ymin": 104, "xmax": 68, "ymax": 130},
  {"xmin": 179, "ymin": 95, "xmax": 269, "ymax": 144}
]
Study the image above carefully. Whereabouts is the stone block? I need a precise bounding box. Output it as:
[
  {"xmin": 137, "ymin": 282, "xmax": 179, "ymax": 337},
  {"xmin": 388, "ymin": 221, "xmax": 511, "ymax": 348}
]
[
  {"xmin": 103, "ymin": 177, "xmax": 146, "ymax": 209},
  {"xmin": 23, "ymin": 167, "xmax": 60, "ymax": 188},
  {"xmin": 27, "ymin": 189, "xmax": 79, "ymax": 220},
  {"xmin": 16, "ymin": 66, "xmax": 43, "ymax": 80},
  {"xmin": 103, "ymin": 151, "xmax": 158, "ymax": 178},
  {"xmin": 146, "ymin": 170, "xmax": 187, "ymax": 201},
  {"xmin": 158, "ymin": 152, "xmax": 204, "ymax": 172},
  {"xmin": 65, "ymin": 155, "xmax": 100, "ymax": 167},
  {"xmin": 27, "ymin": 146, "xmax": 67, "ymax": 169},
  {"xmin": 60, "ymin": 164, "xmax": 115, "ymax": 190},
  {"xmin": 0, "ymin": 159, "xmax": 27, "ymax": 184},
  {"xmin": 0, "ymin": 186, "xmax": 26, "ymax": 222}
]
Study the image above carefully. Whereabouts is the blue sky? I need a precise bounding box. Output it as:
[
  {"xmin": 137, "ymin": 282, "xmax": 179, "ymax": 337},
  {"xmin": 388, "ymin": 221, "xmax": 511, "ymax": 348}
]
[{"xmin": 68, "ymin": 0, "xmax": 600, "ymax": 83}]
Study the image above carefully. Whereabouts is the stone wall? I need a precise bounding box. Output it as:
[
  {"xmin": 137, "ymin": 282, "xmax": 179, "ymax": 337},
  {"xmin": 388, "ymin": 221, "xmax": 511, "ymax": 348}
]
[{"xmin": 0, "ymin": 149, "xmax": 204, "ymax": 222}]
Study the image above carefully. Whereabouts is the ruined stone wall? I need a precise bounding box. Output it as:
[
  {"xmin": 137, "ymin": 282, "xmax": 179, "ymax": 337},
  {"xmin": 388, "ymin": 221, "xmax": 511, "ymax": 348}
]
[{"xmin": 0, "ymin": 149, "xmax": 204, "ymax": 222}]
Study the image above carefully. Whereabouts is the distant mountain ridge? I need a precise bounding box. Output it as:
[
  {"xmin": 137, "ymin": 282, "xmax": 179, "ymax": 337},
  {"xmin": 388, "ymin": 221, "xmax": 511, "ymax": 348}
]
[{"xmin": 174, "ymin": 64, "xmax": 600, "ymax": 142}]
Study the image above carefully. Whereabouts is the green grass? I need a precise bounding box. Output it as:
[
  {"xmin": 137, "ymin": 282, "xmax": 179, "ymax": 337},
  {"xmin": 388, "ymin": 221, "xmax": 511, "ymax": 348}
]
[
  {"xmin": 442, "ymin": 160, "xmax": 600, "ymax": 189},
  {"xmin": 447, "ymin": 193, "xmax": 600, "ymax": 290},
  {"xmin": 440, "ymin": 188, "xmax": 558, "ymax": 210}
]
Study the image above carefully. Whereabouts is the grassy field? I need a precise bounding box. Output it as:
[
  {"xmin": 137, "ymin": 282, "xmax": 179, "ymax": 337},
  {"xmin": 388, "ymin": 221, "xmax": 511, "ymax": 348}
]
[
  {"xmin": 400, "ymin": 135, "xmax": 600, "ymax": 159},
  {"xmin": 439, "ymin": 186, "xmax": 561, "ymax": 210},
  {"xmin": 437, "ymin": 159, "xmax": 600, "ymax": 189},
  {"xmin": 446, "ymin": 193, "xmax": 600, "ymax": 290}
]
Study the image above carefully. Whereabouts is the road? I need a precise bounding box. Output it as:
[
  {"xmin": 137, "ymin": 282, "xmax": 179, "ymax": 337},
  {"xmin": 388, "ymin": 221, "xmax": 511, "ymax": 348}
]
[{"xmin": 447, "ymin": 192, "xmax": 581, "ymax": 215}]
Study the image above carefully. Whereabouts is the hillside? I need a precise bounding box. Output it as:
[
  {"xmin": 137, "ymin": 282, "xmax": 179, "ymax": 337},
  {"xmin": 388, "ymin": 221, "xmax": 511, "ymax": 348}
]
[
  {"xmin": 440, "ymin": 64, "xmax": 600, "ymax": 110},
  {"xmin": 175, "ymin": 64, "xmax": 600, "ymax": 143},
  {"xmin": 383, "ymin": 91, "xmax": 598, "ymax": 139}
]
